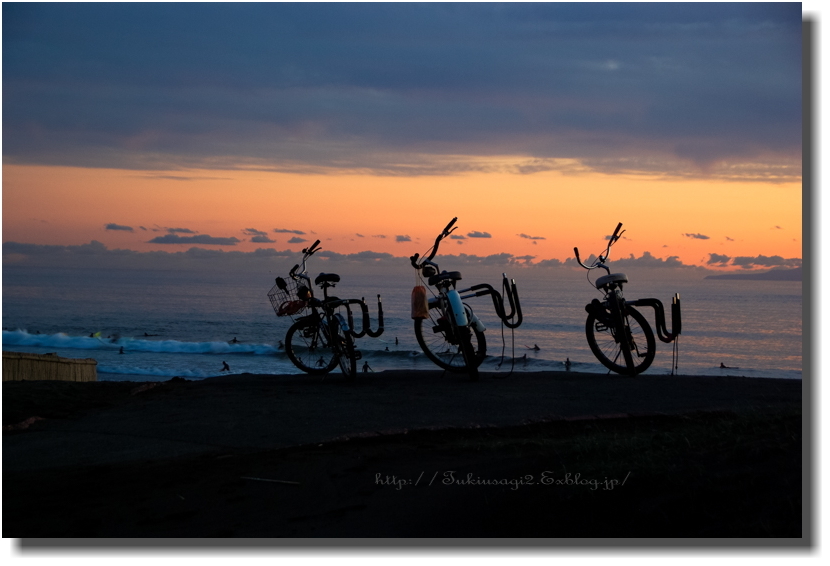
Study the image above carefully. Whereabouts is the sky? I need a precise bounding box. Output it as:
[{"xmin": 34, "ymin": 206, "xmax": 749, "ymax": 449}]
[{"xmin": 2, "ymin": 2, "xmax": 804, "ymax": 274}]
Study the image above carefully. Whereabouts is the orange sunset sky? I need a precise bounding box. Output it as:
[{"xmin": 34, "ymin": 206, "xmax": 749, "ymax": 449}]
[
  {"xmin": 2, "ymin": 3, "xmax": 803, "ymax": 272},
  {"xmin": 2, "ymin": 163, "xmax": 801, "ymax": 269}
]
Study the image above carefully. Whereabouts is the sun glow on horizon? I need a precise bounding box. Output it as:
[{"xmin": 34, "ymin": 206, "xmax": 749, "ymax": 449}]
[{"xmin": 2, "ymin": 163, "xmax": 801, "ymax": 270}]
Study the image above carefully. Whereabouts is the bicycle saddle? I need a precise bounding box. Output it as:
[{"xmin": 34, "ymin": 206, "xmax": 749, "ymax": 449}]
[
  {"xmin": 428, "ymin": 270, "xmax": 462, "ymax": 286},
  {"xmin": 315, "ymin": 272, "xmax": 341, "ymax": 285},
  {"xmin": 595, "ymin": 273, "xmax": 628, "ymax": 290}
]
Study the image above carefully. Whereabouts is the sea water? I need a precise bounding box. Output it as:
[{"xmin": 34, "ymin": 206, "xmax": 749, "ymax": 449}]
[{"xmin": 2, "ymin": 264, "xmax": 803, "ymax": 382}]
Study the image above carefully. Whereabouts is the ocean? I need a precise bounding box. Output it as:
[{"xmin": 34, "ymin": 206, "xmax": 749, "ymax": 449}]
[{"xmin": 2, "ymin": 262, "xmax": 803, "ymax": 382}]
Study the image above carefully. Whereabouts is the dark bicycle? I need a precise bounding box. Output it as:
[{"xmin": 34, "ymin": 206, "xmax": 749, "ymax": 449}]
[
  {"xmin": 268, "ymin": 240, "xmax": 384, "ymax": 380},
  {"xmin": 574, "ymin": 222, "xmax": 682, "ymax": 376}
]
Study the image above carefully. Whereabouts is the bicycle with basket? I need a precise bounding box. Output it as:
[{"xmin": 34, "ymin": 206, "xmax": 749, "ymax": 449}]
[{"xmin": 268, "ymin": 239, "xmax": 384, "ymax": 380}]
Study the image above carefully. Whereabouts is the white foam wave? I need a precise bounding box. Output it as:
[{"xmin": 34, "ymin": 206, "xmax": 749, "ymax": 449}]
[{"xmin": 2, "ymin": 329, "xmax": 279, "ymax": 356}]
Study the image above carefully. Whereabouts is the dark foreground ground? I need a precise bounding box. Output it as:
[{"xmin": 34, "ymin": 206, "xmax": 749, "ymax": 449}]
[{"xmin": 3, "ymin": 370, "xmax": 804, "ymax": 540}]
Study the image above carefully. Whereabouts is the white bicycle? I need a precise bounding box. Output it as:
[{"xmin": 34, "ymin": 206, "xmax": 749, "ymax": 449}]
[{"xmin": 409, "ymin": 218, "xmax": 523, "ymax": 381}]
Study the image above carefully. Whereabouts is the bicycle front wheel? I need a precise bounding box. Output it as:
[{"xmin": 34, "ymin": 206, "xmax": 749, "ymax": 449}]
[
  {"xmin": 285, "ymin": 316, "xmax": 338, "ymax": 374},
  {"xmin": 414, "ymin": 302, "xmax": 486, "ymax": 374},
  {"xmin": 331, "ymin": 316, "xmax": 357, "ymax": 380},
  {"xmin": 586, "ymin": 305, "xmax": 655, "ymax": 376}
]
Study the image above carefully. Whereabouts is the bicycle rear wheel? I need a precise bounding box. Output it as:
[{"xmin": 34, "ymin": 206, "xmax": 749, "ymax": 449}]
[
  {"xmin": 285, "ymin": 316, "xmax": 338, "ymax": 374},
  {"xmin": 414, "ymin": 302, "xmax": 486, "ymax": 373},
  {"xmin": 332, "ymin": 316, "xmax": 357, "ymax": 380},
  {"xmin": 586, "ymin": 305, "xmax": 655, "ymax": 376}
]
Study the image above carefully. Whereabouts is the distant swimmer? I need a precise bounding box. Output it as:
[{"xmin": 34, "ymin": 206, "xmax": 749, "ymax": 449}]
[
  {"xmin": 385, "ymin": 346, "xmax": 389, "ymax": 351},
  {"xmin": 230, "ymin": 337, "xmax": 240, "ymax": 344},
  {"xmin": 363, "ymin": 361, "xmax": 373, "ymax": 373},
  {"xmin": 277, "ymin": 340, "xmax": 284, "ymax": 350},
  {"xmin": 533, "ymin": 344, "xmax": 540, "ymax": 351},
  {"xmin": 316, "ymin": 357, "xmax": 326, "ymax": 367},
  {"xmin": 565, "ymin": 357, "xmax": 571, "ymax": 371},
  {"xmin": 221, "ymin": 361, "xmax": 230, "ymax": 372},
  {"xmin": 720, "ymin": 362, "xmax": 738, "ymax": 369},
  {"xmin": 119, "ymin": 347, "xmax": 125, "ymax": 354},
  {"xmin": 144, "ymin": 332, "xmax": 159, "ymax": 337},
  {"xmin": 395, "ymin": 337, "xmax": 399, "ymax": 346}
]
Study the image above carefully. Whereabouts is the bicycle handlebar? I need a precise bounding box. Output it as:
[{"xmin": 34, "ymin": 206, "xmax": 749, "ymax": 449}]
[
  {"xmin": 289, "ymin": 240, "xmax": 323, "ymax": 279},
  {"xmin": 574, "ymin": 222, "xmax": 624, "ymax": 270},
  {"xmin": 611, "ymin": 222, "xmax": 623, "ymax": 243},
  {"xmin": 411, "ymin": 217, "xmax": 458, "ymax": 268},
  {"xmin": 303, "ymin": 240, "xmax": 322, "ymax": 255}
]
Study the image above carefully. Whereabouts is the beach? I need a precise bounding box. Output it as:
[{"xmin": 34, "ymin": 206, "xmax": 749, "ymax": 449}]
[{"xmin": 2, "ymin": 370, "xmax": 803, "ymax": 540}]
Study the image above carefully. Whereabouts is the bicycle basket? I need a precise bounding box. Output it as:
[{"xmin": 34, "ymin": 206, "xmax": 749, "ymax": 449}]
[{"xmin": 268, "ymin": 276, "xmax": 309, "ymax": 317}]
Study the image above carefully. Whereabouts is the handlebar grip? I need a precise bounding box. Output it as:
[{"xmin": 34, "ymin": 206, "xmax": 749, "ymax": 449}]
[
  {"xmin": 289, "ymin": 263, "xmax": 299, "ymax": 277},
  {"xmin": 443, "ymin": 217, "xmax": 458, "ymax": 235},
  {"xmin": 611, "ymin": 222, "xmax": 623, "ymax": 241},
  {"xmin": 574, "ymin": 247, "xmax": 581, "ymax": 263},
  {"xmin": 410, "ymin": 253, "xmax": 420, "ymax": 268}
]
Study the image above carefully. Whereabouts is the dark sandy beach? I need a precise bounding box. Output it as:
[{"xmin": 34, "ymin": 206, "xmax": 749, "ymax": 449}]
[{"xmin": 3, "ymin": 370, "xmax": 803, "ymax": 540}]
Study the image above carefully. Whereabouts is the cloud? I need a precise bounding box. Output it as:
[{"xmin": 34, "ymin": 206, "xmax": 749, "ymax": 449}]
[
  {"xmin": 105, "ymin": 223, "xmax": 133, "ymax": 232},
  {"xmin": 287, "ymin": 236, "xmax": 307, "ymax": 244},
  {"xmin": 518, "ymin": 233, "xmax": 545, "ymax": 241},
  {"xmin": 450, "ymin": 234, "xmax": 467, "ymax": 240},
  {"xmin": 146, "ymin": 234, "xmax": 241, "ymax": 245},
  {"xmin": 683, "ymin": 233, "xmax": 710, "ymax": 240},
  {"xmin": 355, "ymin": 233, "xmax": 364, "ymax": 237},
  {"xmin": 707, "ymin": 253, "xmax": 731, "ymax": 265},
  {"xmin": 725, "ymin": 236, "xmax": 734, "ymax": 241},
  {"xmin": 513, "ymin": 255, "xmax": 536, "ymax": 264},
  {"xmin": 730, "ymin": 255, "xmax": 801, "ymax": 269},
  {"xmin": 242, "ymin": 228, "xmax": 275, "ymax": 243},
  {"xmin": 167, "ymin": 227, "xmax": 196, "ymax": 234},
  {"xmin": 395, "ymin": 235, "xmax": 412, "ymax": 243},
  {"xmin": 467, "ymin": 231, "xmax": 492, "ymax": 239},
  {"xmin": 610, "ymin": 251, "xmax": 688, "ymax": 269},
  {"xmin": 274, "ymin": 228, "xmax": 305, "ymax": 235},
  {"xmin": 535, "ymin": 258, "xmax": 565, "ymax": 268},
  {"xmin": 1, "ymin": 3, "xmax": 801, "ymax": 180},
  {"xmin": 373, "ymin": 235, "xmax": 387, "ymax": 239}
]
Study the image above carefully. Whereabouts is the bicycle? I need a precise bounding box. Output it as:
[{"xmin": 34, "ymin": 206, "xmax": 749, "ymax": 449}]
[
  {"xmin": 409, "ymin": 218, "xmax": 523, "ymax": 381},
  {"xmin": 268, "ymin": 240, "xmax": 384, "ymax": 380},
  {"xmin": 574, "ymin": 222, "xmax": 682, "ymax": 376}
]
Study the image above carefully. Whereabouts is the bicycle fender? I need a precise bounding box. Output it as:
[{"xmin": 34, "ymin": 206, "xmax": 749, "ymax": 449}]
[
  {"xmin": 333, "ymin": 313, "xmax": 350, "ymax": 333},
  {"xmin": 447, "ymin": 290, "xmax": 469, "ymax": 327},
  {"xmin": 467, "ymin": 306, "xmax": 486, "ymax": 332}
]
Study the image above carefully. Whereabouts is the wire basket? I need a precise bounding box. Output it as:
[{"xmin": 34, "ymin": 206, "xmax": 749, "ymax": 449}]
[{"xmin": 268, "ymin": 276, "xmax": 309, "ymax": 317}]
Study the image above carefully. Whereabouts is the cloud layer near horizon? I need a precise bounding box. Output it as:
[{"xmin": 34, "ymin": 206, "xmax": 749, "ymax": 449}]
[
  {"xmin": 3, "ymin": 240, "xmax": 802, "ymax": 276},
  {"xmin": 2, "ymin": 3, "xmax": 801, "ymax": 180}
]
